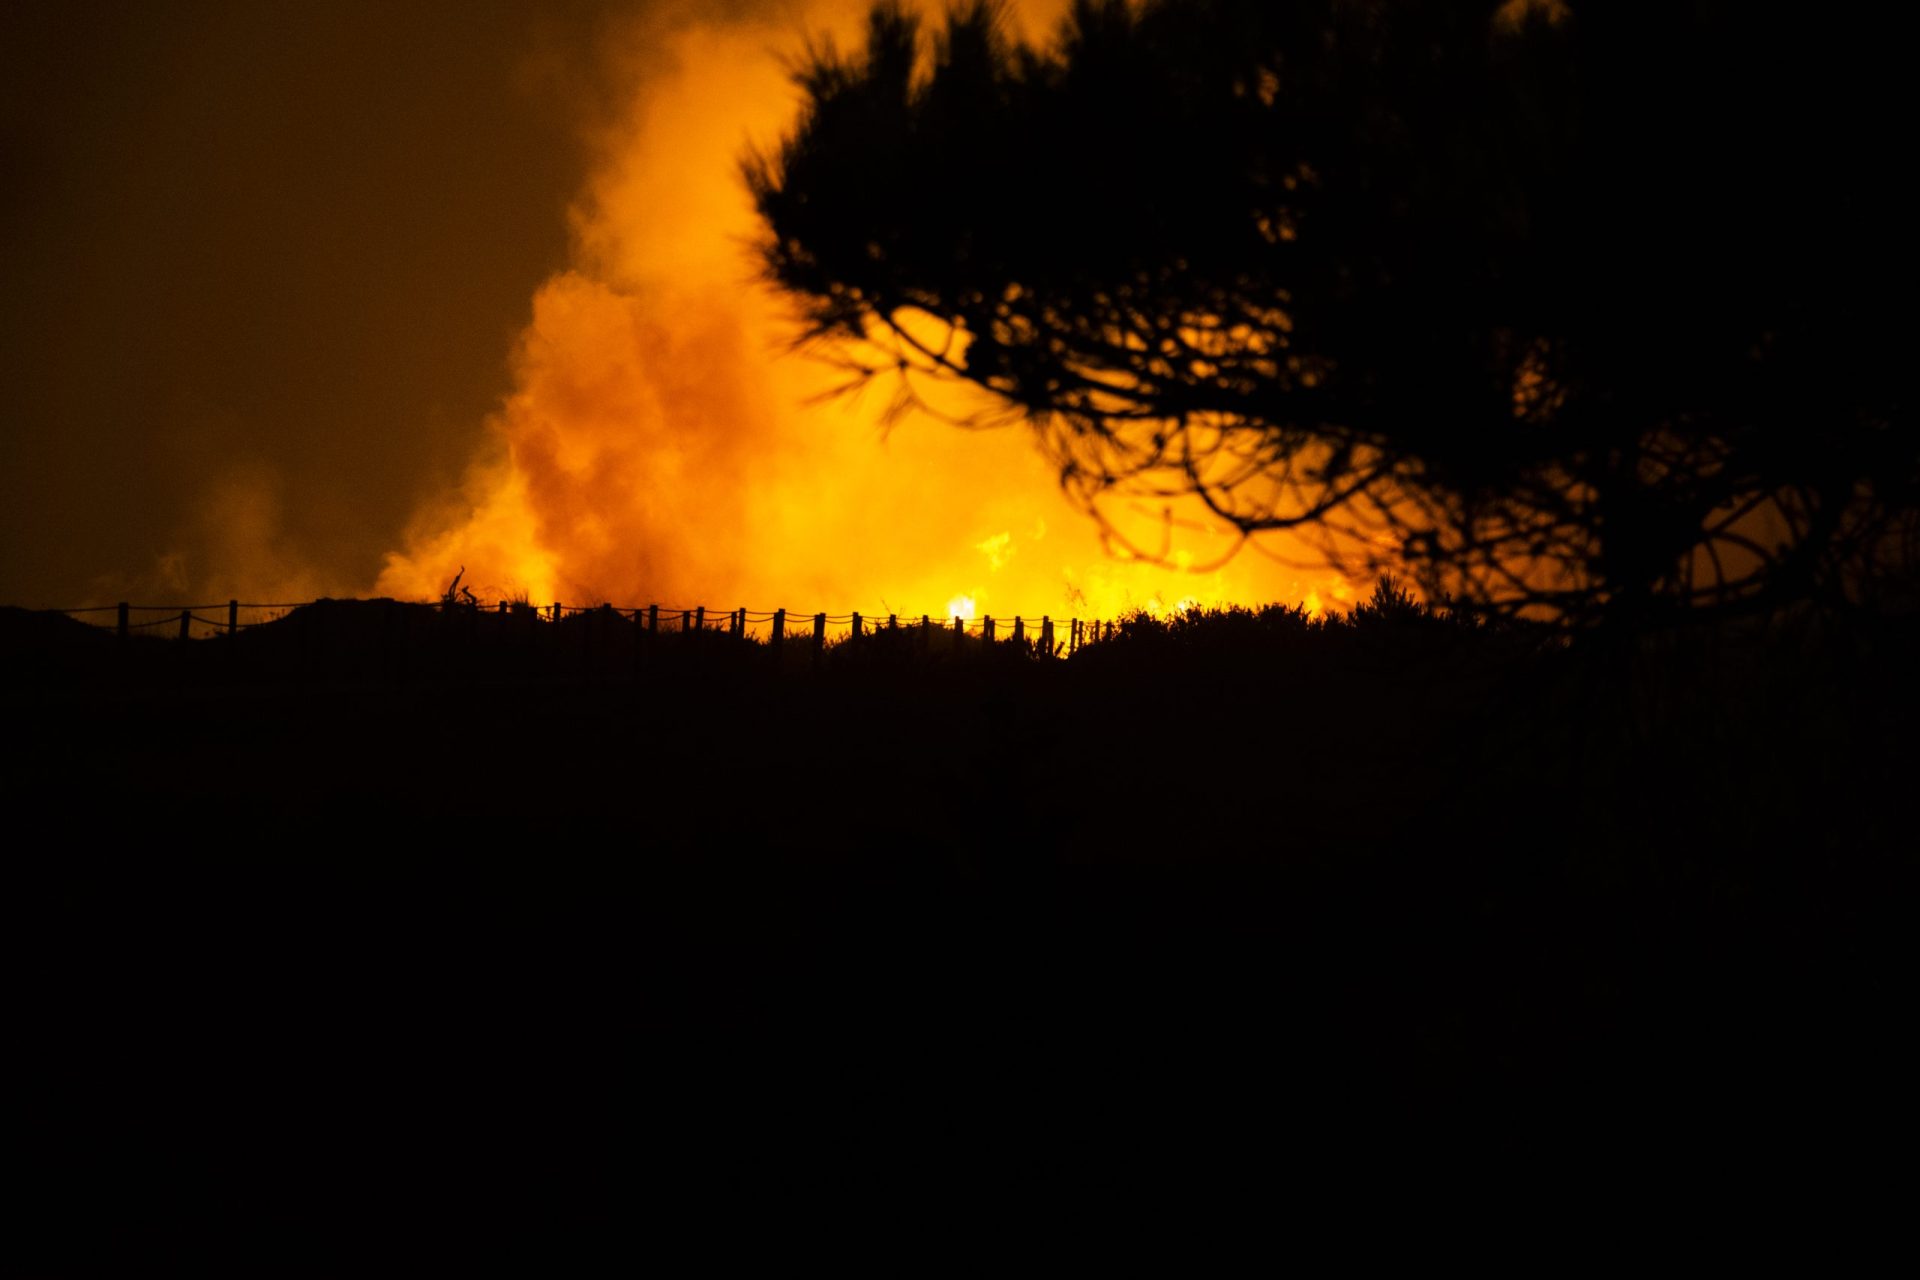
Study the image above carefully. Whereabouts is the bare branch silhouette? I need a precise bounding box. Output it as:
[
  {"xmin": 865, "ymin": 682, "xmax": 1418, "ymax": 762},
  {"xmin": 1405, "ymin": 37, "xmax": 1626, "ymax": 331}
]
[{"xmin": 747, "ymin": 0, "xmax": 1917, "ymax": 627}]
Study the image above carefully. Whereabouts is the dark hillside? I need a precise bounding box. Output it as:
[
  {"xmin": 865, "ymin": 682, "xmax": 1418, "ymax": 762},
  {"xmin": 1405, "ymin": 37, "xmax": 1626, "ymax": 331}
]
[{"xmin": 9, "ymin": 597, "xmax": 1914, "ymax": 1258}]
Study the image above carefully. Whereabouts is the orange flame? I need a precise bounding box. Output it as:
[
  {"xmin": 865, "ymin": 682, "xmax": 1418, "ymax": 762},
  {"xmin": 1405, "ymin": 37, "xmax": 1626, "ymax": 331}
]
[{"xmin": 375, "ymin": 1, "xmax": 1357, "ymax": 619}]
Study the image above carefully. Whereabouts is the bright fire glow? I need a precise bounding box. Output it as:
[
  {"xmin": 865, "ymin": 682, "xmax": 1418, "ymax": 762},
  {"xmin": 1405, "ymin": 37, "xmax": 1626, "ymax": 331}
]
[{"xmin": 374, "ymin": 2, "xmax": 1360, "ymax": 619}]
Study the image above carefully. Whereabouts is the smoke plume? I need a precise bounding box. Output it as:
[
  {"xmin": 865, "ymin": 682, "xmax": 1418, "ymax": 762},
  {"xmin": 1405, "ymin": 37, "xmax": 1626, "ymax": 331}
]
[{"xmin": 376, "ymin": 0, "xmax": 1346, "ymax": 617}]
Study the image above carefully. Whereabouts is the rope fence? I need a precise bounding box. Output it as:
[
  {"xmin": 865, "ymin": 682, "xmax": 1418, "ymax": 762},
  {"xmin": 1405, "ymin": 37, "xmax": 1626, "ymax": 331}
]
[{"xmin": 54, "ymin": 597, "xmax": 1123, "ymax": 658}]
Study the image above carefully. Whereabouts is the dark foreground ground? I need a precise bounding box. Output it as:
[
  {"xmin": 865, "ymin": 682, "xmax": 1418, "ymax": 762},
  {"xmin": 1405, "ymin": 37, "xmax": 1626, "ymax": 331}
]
[{"xmin": 8, "ymin": 600, "xmax": 1916, "ymax": 1262}]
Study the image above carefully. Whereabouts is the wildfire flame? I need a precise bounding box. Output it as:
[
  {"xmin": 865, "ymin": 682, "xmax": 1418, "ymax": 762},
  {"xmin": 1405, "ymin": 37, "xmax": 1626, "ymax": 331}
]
[{"xmin": 374, "ymin": 1, "xmax": 1357, "ymax": 620}]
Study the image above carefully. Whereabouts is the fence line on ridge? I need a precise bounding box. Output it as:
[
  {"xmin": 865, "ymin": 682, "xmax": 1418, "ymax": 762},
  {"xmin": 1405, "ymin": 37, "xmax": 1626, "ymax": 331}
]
[{"xmin": 54, "ymin": 598, "xmax": 1123, "ymax": 658}]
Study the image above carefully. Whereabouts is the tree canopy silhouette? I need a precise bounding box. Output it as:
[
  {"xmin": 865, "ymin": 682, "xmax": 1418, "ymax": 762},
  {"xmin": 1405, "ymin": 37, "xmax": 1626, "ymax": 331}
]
[{"xmin": 748, "ymin": 0, "xmax": 1916, "ymax": 625}]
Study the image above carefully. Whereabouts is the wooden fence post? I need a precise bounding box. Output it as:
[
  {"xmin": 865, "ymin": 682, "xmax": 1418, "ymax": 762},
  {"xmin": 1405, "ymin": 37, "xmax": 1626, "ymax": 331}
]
[
  {"xmin": 551, "ymin": 602, "xmax": 561, "ymax": 623},
  {"xmin": 921, "ymin": 614, "xmax": 931, "ymax": 654},
  {"xmin": 812, "ymin": 612, "xmax": 826, "ymax": 666},
  {"xmin": 1013, "ymin": 616, "xmax": 1025, "ymax": 648},
  {"xmin": 771, "ymin": 608, "xmax": 785, "ymax": 656},
  {"xmin": 648, "ymin": 604, "xmax": 658, "ymax": 640},
  {"xmin": 953, "ymin": 614, "xmax": 963, "ymax": 650},
  {"xmin": 983, "ymin": 615, "xmax": 994, "ymax": 644},
  {"xmin": 178, "ymin": 609, "xmax": 190, "ymax": 641},
  {"xmin": 693, "ymin": 605, "xmax": 705, "ymax": 635},
  {"xmin": 117, "ymin": 602, "xmax": 128, "ymax": 640},
  {"xmin": 1041, "ymin": 616, "xmax": 1053, "ymax": 656},
  {"xmin": 680, "ymin": 608, "xmax": 691, "ymax": 636},
  {"xmin": 851, "ymin": 612, "xmax": 862, "ymax": 642}
]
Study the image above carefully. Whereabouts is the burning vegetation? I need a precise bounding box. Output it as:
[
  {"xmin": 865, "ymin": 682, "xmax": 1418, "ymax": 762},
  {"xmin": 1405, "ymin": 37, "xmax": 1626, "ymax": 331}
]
[{"xmin": 373, "ymin": 2, "xmax": 1352, "ymax": 622}]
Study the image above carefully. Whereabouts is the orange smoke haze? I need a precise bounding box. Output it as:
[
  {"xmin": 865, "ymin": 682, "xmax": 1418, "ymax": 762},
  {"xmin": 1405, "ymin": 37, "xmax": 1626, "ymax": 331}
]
[{"xmin": 375, "ymin": 0, "xmax": 1358, "ymax": 620}]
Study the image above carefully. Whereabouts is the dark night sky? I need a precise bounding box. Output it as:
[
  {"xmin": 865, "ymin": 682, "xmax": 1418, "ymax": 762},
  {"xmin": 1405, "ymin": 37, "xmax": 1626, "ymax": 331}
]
[
  {"xmin": 0, "ymin": 0, "xmax": 1283, "ymax": 617},
  {"xmin": 0, "ymin": 1, "xmax": 628, "ymax": 606}
]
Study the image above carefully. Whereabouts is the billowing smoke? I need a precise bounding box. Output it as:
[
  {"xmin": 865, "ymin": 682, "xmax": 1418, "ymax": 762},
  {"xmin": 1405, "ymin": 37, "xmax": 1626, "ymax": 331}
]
[
  {"xmin": 1, "ymin": 2, "xmax": 1348, "ymax": 615},
  {"xmin": 376, "ymin": 0, "xmax": 1349, "ymax": 618}
]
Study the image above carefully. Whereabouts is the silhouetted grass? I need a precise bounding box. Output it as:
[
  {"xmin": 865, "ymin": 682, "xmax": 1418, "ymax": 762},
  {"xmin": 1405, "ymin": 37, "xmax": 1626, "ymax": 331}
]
[{"xmin": 7, "ymin": 586, "xmax": 1912, "ymax": 1258}]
